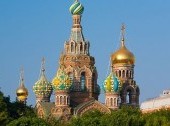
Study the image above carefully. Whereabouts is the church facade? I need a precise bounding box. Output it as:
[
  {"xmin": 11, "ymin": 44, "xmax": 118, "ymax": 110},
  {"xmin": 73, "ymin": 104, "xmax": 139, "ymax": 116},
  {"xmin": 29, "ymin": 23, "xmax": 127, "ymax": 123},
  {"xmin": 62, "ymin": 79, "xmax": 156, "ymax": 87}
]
[{"xmin": 16, "ymin": 0, "xmax": 140, "ymax": 120}]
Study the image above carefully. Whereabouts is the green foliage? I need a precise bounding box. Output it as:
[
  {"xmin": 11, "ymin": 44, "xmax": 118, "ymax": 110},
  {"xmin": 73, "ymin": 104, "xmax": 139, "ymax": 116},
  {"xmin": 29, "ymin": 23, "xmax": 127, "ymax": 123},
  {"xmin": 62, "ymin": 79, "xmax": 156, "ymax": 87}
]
[
  {"xmin": 67, "ymin": 106, "xmax": 170, "ymax": 126},
  {"xmin": 2, "ymin": 89, "xmax": 170, "ymax": 126},
  {"xmin": 0, "ymin": 91, "xmax": 9, "ymax": 125},
  {"xmin": 0, "ymin": 90, "xmax": 47, "ymax": 126},
  {"xmin": 7, "ymin": 116, "xmax": 49, "ymax": 126}
]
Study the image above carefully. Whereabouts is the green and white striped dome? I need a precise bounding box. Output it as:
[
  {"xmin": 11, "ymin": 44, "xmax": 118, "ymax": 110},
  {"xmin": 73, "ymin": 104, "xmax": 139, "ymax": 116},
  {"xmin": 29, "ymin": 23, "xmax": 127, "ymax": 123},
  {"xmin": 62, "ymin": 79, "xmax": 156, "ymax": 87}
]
[{"xmin": 69, "ymin": 0, "xmax": 84, "ymax": 15}]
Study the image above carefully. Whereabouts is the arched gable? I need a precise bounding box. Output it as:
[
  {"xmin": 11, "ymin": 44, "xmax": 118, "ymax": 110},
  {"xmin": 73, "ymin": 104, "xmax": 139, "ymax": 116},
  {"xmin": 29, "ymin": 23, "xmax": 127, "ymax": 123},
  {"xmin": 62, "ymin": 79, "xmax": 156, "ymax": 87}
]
[
  {"xmin": 65, "ymin": 65, "xmax": 74, "ymax": 74},
  {"xmin": 78, "ymin": 65, "xmax": 92, "ymax": 77},
  {"xmin": 74, "ymin": 99, "xmax": 111, "ymax": 116}
]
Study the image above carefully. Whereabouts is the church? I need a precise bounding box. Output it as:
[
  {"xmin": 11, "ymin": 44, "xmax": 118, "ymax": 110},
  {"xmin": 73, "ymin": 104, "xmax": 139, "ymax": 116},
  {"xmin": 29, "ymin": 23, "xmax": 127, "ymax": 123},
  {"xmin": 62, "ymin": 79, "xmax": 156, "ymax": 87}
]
[{"xmin": 16, "ymin": 0, "xmax": 140, "ymax": 120}]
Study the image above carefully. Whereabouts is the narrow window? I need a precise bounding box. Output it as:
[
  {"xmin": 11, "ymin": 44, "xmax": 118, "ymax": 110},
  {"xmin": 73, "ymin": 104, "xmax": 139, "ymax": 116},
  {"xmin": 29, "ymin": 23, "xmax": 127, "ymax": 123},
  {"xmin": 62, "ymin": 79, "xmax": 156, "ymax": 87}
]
[
  {"xmin": 71, "ymin": 43, "xmax": 74, "ymax": 52},
  {"xmin": 126, "ymin": 90, "xmax": 131, "ymax": 104},
  {"xmin": 110, "ymin": 98, "xmax": 113, "ymax": 106},
  {"xmin": 81, "ymin": 72, "xmax": 86, "ymax": 91}
]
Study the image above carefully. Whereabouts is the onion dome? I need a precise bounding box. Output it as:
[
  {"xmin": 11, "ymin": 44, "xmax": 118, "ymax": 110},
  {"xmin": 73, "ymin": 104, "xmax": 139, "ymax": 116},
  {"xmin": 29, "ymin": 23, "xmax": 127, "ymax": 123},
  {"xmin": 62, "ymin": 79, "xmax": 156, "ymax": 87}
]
[
  {"xmin": 33, "ymin": 58, "xmax": 53, "ymax": 97},
  {"xmin": 16, "ymin": 69, "xmax": 28, "ymax": 102},
  {"xmin": 111, "ymin": 24, "xmax": 135, "ymax": 65},
  {"xmin": 69, "ymin": 0, "xmax": 84, "ymax": 15},
  {"xmin": 52, "ymin": 69, "xmax": 72, "ymax": 91},
  {"xmin": 103, "ymin": 73, "xmax": 120, "ymax": 93}
]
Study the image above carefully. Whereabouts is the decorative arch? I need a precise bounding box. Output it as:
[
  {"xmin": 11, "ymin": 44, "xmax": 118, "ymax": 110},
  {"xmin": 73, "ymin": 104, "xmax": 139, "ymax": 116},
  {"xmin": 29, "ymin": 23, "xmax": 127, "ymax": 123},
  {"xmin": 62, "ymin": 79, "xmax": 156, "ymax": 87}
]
[
  {"xmin": 78, "ymin": 66, "xmax": 92, "ymax": 77},
  {"xmin": 55, "ymin": 108, "xmax": 62, "ymax": 114},
  {"xmin": 70, "ymin": 41, "xmax": 76, "ymax": 53},
  {"xmin": 124, "ymin": 86, "xmax": 135, "ymax": 104},
  {"xmin": 65, "ymin": 65, "xmax": 74, "ymax": 74},
  {"xmin": 74, "ymin": 100, "xmax": 111, "ymax": 116},
  {"xmin": 62, "ymin": 108, "xmax": 70, "ymax": 115}
]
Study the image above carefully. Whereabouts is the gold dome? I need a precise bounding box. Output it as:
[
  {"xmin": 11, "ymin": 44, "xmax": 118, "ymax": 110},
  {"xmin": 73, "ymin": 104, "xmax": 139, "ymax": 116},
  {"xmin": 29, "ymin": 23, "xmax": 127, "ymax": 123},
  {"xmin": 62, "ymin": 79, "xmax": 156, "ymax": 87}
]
[
  {"xmin": 111, "ymin": 43, "xmax": 135, "ymax": 65},
  {"xmin": 111, "ymin": 24, "xmax": 135, "ymax": 65},
  {"xmin": 16, "ymin": 68, "xmax": 28, "ymax": 102},
  {"xmin": 16, "ymin": 85, "xmax": 28, "ymax": 101}
]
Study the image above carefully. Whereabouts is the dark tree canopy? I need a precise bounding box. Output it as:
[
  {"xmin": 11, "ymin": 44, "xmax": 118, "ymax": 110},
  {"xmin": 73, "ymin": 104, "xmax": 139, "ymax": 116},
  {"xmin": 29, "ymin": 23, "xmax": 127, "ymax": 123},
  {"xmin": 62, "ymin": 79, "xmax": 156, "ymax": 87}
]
[{"xmin": 1, "ymin": 90, "xmax": 170, "ymax": 126}]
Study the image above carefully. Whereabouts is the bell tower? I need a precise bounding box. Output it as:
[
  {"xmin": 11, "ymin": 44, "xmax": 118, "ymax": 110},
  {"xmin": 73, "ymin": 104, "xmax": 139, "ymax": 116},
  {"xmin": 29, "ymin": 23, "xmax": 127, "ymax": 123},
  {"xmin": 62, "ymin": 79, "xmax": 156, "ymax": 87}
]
[
  {"xmin": 111, "ymin": 24, "xmax": 140, "ymax": 107},
  {"xmin": 58, "ymin": 0, "xmax": 100, "ymax": 107},
  {"xmin": 33, "ymin": 58, "xmax": 53, "ymax": 103}
]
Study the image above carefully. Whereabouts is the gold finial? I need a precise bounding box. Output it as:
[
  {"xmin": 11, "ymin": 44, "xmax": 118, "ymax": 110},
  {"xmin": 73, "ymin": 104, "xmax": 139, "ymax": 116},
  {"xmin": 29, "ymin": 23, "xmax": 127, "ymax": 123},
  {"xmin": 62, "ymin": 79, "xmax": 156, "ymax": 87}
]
[
  {"xmin": 121, "ymin": 24, "xmax": 126, "ymax": 47},
  {"xmin": 41, "ymin": 57, "xmax": 45, "ymax": 74},
  {"xmin": 20, "ymin": 67, "xmax": 24, "ymax": 87}
]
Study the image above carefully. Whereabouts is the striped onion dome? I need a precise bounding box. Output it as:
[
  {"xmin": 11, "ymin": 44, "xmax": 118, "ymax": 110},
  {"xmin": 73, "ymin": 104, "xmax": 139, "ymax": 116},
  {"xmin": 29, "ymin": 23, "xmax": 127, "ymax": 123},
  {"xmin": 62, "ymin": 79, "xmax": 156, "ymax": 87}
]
[
  {"xmin": 103, "ymin": 73, "xmax": 120, "ymax": 93},
  {"xmin": 52, "ymin": 69, "xmax": 72, "ymax": 91},
  {"xmin": 69, "ymin": 0, "xmax": 84, "ymax": 15}
]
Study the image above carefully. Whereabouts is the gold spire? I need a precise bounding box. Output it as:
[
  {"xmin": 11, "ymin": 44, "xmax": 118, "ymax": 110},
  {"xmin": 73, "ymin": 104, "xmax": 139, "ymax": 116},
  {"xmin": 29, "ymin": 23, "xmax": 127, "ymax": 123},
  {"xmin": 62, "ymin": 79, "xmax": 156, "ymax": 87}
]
[
  {"xmin": 111, "ymin": 24, "xmax": 135, "ymax": 65},
  {"xmin": 20, "ymin": 67, "xmax": 24, "ymax": 87},
  {"xmin": 121, "ymin": 24, "xmax": 125, "ymax": 47},
  {"xmin": 38, "ymin": 57, "xmax": 48, "ymax": 82},
  {"xmin": 40, "ymin": 57, "xmax": 45, "ymax": 76}
]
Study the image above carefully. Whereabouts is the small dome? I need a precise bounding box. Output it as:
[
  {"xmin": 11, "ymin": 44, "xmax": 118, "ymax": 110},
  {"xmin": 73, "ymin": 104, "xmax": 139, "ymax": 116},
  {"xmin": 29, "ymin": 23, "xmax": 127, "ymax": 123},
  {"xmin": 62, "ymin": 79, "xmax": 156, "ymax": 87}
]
[
  {"xmin": 33, "ymin": 58, "xmax": 53, "ymax": 97},
  {"xmin": 111, "ymin": 43, "xmax": 135, "ymax": 65},
  {"xmin": 16, "ymin": 85, "xmax": 28, "ymax": 101},
  {"xmin": 52, "ymin": 69, "xmax": 72, "ymax": 91},
  {"xmin": 69, "ymin": 0, "xmax": 84, "ymax": 15},
  {"xmin": 33, "ymin": 74, "xmax": 53, "ymax": 96},
  {"xmin": 103, "ymin": 73, "xmax": 120, "ymax": 93}
]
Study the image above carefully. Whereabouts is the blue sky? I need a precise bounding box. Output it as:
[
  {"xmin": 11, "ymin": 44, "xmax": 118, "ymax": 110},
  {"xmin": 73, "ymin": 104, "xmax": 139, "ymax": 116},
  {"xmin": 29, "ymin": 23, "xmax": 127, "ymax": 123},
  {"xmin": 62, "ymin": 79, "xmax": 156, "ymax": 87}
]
[{"xmin": 1, "ymin": 0, "xmax": 170, "ymax": 105}]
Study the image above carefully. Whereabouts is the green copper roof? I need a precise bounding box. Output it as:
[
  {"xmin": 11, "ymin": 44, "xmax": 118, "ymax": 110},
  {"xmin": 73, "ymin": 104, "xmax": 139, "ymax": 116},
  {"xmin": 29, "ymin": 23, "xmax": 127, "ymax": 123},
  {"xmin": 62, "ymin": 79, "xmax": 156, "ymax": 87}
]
[
  {"xmin": 103, "ymin": 73, "xmax": 120, "ymax": 93},
  {"xmin": 69, "ymin": 1, "xmax": 84, "ymax": 15},
  {"xmin": 52, "ymin": 69, "xmax": 72, "ymax": 91}
]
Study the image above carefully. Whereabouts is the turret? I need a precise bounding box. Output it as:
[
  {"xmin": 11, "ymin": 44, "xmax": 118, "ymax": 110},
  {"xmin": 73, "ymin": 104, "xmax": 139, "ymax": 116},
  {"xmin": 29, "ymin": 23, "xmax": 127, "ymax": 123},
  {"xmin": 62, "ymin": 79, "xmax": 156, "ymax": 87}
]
[
  {"xmin": 103, "ymin": 73, "xmax": 120, "ymax": 109},
  {"xmin": 110, "ymin": 24, "xmax": 140, "ymax": 107},
  {"xmin": 16, "ymin": 68, "xmax": 28, "ymax": 104},
  {"xmin": 52, "ymin": 69, "xmax": 72, "ymax": 107},
  {"xmin": 33, "ymin": 58, "xmax": 53, "ymax": 103}
]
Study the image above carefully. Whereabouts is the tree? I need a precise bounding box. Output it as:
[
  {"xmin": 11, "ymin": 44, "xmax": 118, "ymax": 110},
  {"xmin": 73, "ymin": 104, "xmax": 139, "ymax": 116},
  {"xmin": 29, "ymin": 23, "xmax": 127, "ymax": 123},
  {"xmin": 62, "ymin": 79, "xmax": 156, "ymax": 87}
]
[
  {"xmin": 0, "ymin": 91, "xmax": 9, "ymax": 125},
  {"xmin": 7, "ymin": 116, "xmax": 50, "ymax": 126}
]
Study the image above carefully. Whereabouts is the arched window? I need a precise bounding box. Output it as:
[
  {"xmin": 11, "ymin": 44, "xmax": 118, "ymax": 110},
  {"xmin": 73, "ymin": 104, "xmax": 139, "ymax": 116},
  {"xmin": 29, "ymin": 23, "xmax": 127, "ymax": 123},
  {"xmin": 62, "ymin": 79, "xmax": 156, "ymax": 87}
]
[
  {"xmin": 60, "ymin": 96, "xmax": 62, "ymax": 105},
  {"xmin": 119, "ymin": 70, "xmax": 121, "ymax": 77},
  {"xmin": 114, "ymin": 98, "xmax": 117, "ymax": 106},
  {"xmin": 64, "ymin": 96, "xmax": 66, "ymax": 105},
  {"xmin": 81, "ymin": 72, "xmax": 86, "ymax": 91},
  {"xmin": 80, "ymin": 42, "xmax": 83, "ymax": 53},
  {"xmin": 126, "ymin": 70, "xmax": 129, "ymax": 78},
  {"xmin": 68, "ymin": 72, "xmax": 73, "ymax": 84},
  {"xmin": 110, "ymin": 98, "xmax": 113, "ymax": 106},
  {"xmin": 122, "ymin": 70, "xmax": 125, "ymax": 78},
  {"xmin": 71, "ymin": 42, "xmax": 74, "ymax": 53},
  {"xmin": 129, "ymin": 71, "xmax": 132, "ymax": 78},
  {"xmin": 126, "ymin": 90, "xmax": 131, "ymax": 104}
]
